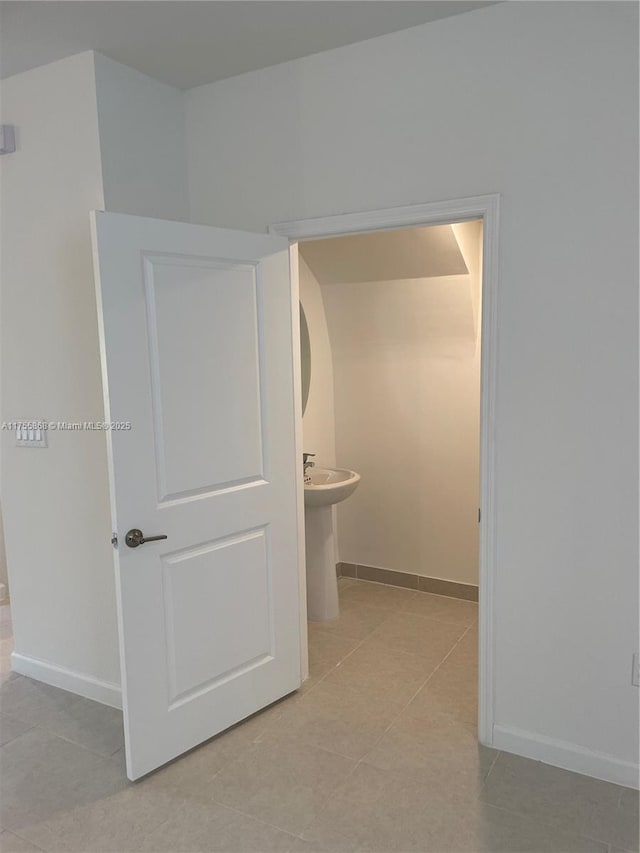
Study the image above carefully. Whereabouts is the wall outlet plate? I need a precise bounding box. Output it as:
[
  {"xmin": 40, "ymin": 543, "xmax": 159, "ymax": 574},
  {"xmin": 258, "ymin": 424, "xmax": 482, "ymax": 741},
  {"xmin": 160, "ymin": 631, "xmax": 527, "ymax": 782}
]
[{"xmin": 632, "ymin": 653, "xmax": 640, "ymax": 687}]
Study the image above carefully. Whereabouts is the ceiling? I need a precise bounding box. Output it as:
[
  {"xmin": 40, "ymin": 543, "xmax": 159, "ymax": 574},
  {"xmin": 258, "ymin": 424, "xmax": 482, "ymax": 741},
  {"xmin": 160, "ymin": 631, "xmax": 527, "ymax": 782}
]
[
  {"xmin": 0, "ymin": 1, "xmax": 498, "ymax": 90},
  {"xmin": 300, "ymin": 225, "xmax": 469, "ymax": 285}
]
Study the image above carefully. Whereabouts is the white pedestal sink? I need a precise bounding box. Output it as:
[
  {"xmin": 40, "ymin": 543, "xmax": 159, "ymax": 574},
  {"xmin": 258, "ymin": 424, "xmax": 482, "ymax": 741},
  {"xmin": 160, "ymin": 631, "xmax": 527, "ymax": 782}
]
[{"xmin": 304, "ymin": 468, "xmax": 360, "ymax": 621}]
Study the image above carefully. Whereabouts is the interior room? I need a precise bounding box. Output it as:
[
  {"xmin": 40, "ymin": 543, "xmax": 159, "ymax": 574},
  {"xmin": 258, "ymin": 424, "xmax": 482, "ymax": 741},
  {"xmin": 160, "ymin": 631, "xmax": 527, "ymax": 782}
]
[
  {"xmin": 299, "ymin": 221, "xmax": 483, "ymax": 619},
  {"xmin": 0, "ymin": 2, "xmax": 638, "ymax": 852}
]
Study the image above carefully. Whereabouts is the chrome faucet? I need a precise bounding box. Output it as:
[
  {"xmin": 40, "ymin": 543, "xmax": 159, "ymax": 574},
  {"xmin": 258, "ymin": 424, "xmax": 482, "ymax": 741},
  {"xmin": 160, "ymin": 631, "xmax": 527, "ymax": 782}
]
[{"xmin": 303, "ymin": 453, "xmax": 316, "ymax": 476}]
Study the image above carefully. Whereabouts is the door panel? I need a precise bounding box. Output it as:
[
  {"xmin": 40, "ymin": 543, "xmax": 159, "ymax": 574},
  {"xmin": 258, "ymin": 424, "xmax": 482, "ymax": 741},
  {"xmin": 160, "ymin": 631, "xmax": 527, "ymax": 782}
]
[
  {"xmin": 162, "ymin": 527, "xmax": 271, "ymax": 705},
  {"xmin": 143, "ymin": 253, "xmax": 265, "ymax": 498},
  {"xmin": 91, "ymin": 212, "xmax": 302, "ymax": 780}
]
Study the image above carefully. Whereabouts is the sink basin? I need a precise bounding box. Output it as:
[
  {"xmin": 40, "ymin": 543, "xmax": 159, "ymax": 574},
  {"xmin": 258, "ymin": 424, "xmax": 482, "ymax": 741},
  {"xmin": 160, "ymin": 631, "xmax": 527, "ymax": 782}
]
[{"xmin": 304, "ymin": 468, "xmax": 360, "ymax": 507}]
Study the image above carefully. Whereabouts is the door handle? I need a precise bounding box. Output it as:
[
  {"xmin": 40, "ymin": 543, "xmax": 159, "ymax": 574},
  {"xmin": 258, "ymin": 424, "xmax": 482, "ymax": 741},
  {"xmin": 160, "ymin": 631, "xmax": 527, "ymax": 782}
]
[{"xmin": 125, "ymin": 528, "xmax": 168, "ymax": 548}]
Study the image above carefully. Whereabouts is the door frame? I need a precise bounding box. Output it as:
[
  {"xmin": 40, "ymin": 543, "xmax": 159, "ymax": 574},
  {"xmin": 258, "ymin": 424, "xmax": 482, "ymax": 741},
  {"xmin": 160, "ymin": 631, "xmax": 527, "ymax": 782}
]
[{"xmin": 270, "ymin": 194, "xmax": 500, "ymax": 747}]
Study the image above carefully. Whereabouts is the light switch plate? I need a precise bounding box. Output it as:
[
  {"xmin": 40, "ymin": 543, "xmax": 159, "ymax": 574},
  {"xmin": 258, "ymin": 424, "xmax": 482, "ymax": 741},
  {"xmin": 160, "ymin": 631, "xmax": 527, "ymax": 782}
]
[
  {"xmin": 16, "ymin": 421, "xmax": 47, "ymax": 448},
  {"xmin": 0, "ymin": 125, "xmax": 16, "ymax": 155}
]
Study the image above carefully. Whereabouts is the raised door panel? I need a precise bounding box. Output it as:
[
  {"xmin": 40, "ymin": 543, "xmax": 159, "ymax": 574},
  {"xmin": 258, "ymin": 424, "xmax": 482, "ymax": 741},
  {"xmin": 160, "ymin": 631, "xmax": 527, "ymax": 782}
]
[{"xmin": 144, "ymin": 254, "xmax": 265, "ymax": 502}]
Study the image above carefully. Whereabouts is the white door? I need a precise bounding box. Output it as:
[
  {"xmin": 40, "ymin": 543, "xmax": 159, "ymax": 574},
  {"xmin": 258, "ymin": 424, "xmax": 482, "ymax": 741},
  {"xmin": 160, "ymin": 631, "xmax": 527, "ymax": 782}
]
[{"xmin": 91, "ymin": 211, "xmax": 303, "ymax": 780}]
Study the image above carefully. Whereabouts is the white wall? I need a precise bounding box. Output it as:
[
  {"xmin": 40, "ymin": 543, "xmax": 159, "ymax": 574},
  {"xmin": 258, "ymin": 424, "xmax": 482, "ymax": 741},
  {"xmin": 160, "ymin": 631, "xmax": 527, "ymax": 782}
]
[
  {"xmin": 186, "ymin": 2, "xmax": 639, "ymax": 782},
  {"xmin": 299, "ymin": 256, "xmax": 336, "ymax": 470},
  {"xmin": 0, "ymin": 52, "xmax": 120, "ymax": 687},
  {"xmin": 319, "ymin": 221, "xmax": 481, "ymax": 585},
  {"xmin": 94, "ymin": 53, "xmax": 189, "ymax": 222},
  {"xmin": 0, "ymin": 51, "xmax": 192, "ymax": 698}
]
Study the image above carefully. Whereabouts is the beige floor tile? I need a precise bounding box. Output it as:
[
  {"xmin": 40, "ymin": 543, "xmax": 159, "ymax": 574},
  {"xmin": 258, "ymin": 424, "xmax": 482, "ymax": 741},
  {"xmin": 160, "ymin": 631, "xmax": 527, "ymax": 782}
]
[
  {"xmin": 314, "ymin": 763, "xmax": 607, "ymax": 853},
  {"xmin": 0, "ymin": 728, "xmax": 127, "ymax": 834},
  {"xmin": 451, "ymin": 802, "xmax": 608, "ymax": 852},
  {"xmin": 297, "ymin": 820, "xmax": 361, "ymax": 852},
  {"xmin": 338, "ymin": 581, "xmax": 418, "ymax": 611},
  {"xmin": 40, "ymin": 696, "xmax": 124, "ymax": 757},
  {"xmin": 261, "ymin": 679, "xmax": 398, "ymax": 760},
  {"xmin": 289, "ymin": 837, "xmax": 353, "ymax": 853},
  {"xmin": 0, "ymin": 677, "xmax": 78, "ymax": 728},
  {"xmin": 0, "ymin": 712, "xmax": 34, "ymax": 747},
  {"xmin": 479, "ymin": 751, "xmax": 625, "ymax": 844},
  {"xmin": 445, "ymin": 623, "xmax": 478, "ymax": 666},
  {"xmin": 233, "ymin": 692, "xmax": 297, "ymax": 740},
  {"xmin": 0, "ymin": 618, "xmax": 16, "ymax": 686},
  {"xmin": 139, "ymin": 800, "xmax": 296, "ymax": 852},
  {"xmin": 307, "ymin": 626, "xmax": 361, "ymax": 662},
  {"xmin": 322, "ymin": 640, "xmax": 435, "ymax": 712},
  {"xmin": 311, "ymin": 762, "xmax": 474, "ymax": 851},
  {"xmin": 613, "ymin": 787, "xmax": 639, "ymax": 852},
  {"xmin": 362, "ymin": 702, "xmax": 496, "ymax": 795},
  {"xmin": 0, "ymin": 831, "xmax": 44, "ymax": 852},
  {"xmin": 14, "ymin": 772, "xmax": 177, "ymax": 852},
  {"xmin": 306, "ymin": 629, "xmax": 361, "ymax": 687},
  {"xmin": 407, "ymin": 654, "xmax": 478, "ymax": 724},
  {"xmin": 0, "ymin": 638, "xmax": 15, "ymax": 681},
  {"xmin": 208, "ymin": 736, "xmax": 356, "ymax": 835},
  {"xmin": 308, "ymin": 603, "xmax": 390, "ymax": 642},
  {"xmin": 400, "ymin": 591, "xmax": 479, "ymax": 626},
  {"xmin": 144, "ymin": 720, "xmax": 257, "ymax": 802},
  {"xmin": 366, "ymin": 611, "xmax": 466, "ymax": 663},
  {"xmin": 0, "ymin": 671, "xmax": 18, "ymax": 688},
  {"xmin": 0, "ymin": 579, "xmax": 624, "ymax": 853}
]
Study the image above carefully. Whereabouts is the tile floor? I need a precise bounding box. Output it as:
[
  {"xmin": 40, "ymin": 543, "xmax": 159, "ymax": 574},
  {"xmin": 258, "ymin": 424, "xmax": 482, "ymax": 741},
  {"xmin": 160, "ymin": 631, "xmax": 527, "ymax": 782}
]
[{"xmin": 0, "ymin": 581, "xmax": 637, "ymax": 852}]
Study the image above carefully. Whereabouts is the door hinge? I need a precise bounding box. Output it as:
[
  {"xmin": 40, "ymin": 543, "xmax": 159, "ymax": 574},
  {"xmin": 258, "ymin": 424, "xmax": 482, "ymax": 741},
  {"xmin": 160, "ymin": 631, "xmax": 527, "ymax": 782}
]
[
  {"xmin": 478, "ymin": 508, "xmax": 481, "ymax": 523},
  {"xmin": 111, "ymin": 532, "xmax": 118, "ymax": 548}
]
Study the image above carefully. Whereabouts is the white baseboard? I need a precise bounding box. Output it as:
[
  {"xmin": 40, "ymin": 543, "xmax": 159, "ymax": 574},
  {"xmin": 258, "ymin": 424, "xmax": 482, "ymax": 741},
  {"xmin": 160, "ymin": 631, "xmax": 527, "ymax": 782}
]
[
  {"xmin": 11, "ymin": 652, "xmax": 122, "ymax": 710},
  {"xmin": 493, "ymin": 724, "xmax": 639, "ymax": 790}
]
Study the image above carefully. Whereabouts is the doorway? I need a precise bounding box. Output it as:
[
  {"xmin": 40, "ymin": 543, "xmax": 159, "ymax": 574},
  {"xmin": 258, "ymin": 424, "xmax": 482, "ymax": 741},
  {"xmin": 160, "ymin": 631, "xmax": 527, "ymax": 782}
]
[{"xmin": 271, "ymin": 194, "xmax": 500, "ymax": 747}]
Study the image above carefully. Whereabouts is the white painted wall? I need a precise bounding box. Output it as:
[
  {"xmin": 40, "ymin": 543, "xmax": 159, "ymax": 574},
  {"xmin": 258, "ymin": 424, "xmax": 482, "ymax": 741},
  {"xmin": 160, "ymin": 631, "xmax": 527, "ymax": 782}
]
[
  {"xmin": 186, "ymin": 2, "xmax": 639, "ymax": 781},
  {"xmin": 0, "ymin": 52, "xmax": 120, "ymax": 686},
  {"xmin": 318, "ymin": 221, "xmax": 481, "ymax": 585},
  {"xmin": 94, "ymin": 53, "xmax": 189, "ymax": 222},
  {"xmin": 299, "ymin": 256, "xmax": 336, "ymax": 470},
  {"xmin": 0, "ymin": 51, "xmax": 192, "ymax": 697}
]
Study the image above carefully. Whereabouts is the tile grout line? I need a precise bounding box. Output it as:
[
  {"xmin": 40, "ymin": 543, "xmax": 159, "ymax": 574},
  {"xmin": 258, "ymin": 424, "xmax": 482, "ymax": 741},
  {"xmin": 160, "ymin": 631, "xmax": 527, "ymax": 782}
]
[
  {"xmin": 242, "ymin": 599, "xmax": 480, "ymax": 843},
  {"xmin": 302, "ymin": 601, "xmax": 466, "ymax": 701},
  {"xmin": 290, "ymin": 614, "xmax": 483, "ymax": 841},
  {"xmin": 0, "ymin": 719, "xmax": 121, "ymax": 763},
  {"xmin": 1, "ymin": 587, "xmax": 480, "ymax": 850},
  {"xmin": 121, "ymin": 781, "xmax": 304, "ymax": 853},
  {"xmin": 476, "ymin": 802, "xmax": 615, "ymax": 850},
  {"xmin": 309, "ymin": 604, "xmax": 478, "ymax": 756},
  {"xmin": 301, "ymin": 606, "xmax": 401, "ymax": 694},
  {"xmin": 2, "ymin": 828, "xmax": 48, "ymax": 852},
  {"xmin": 203, "ymin": 740, "xmax": 363, "ymax": 845},
  {"xmin": 27, "ymin": 723, "xmax": 124, "ymax": 762},
  {"xmin": 484, "ymin": 744, "xmax": 501, "ymax": 777},
  {"xmin": 352, "ymin": 616, "xmax": 479, "ymax": 769}
]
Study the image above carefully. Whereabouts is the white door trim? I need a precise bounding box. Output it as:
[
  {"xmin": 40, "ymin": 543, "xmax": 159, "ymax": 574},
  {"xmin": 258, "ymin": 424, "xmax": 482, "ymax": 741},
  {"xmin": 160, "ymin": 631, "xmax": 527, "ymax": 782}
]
[
  {"xmin": 287, "ymin": 245, "xmax": 309, "ymax": 682},
  {"xmin": 270, "ymin": 194, "xmax": 500, "ymax": 747}
]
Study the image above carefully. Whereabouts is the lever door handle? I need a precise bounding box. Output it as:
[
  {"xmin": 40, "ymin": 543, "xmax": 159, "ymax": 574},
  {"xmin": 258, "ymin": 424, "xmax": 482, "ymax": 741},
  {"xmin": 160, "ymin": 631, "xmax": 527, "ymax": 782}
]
[{"xmin": 125, "ymin": 528, "xmax": 168, "ymax": 548}]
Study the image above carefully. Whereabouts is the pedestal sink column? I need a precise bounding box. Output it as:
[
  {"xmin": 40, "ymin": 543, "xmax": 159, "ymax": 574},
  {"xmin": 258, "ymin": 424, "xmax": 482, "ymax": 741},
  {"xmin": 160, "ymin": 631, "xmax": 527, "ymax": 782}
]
[
  {"xmin": 304, "ymin": 506, "xmax": 339, "ymax": 621},
  {"xmin": 303, "ymin": 467, "xmax": 360, "ymax": 622}
]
